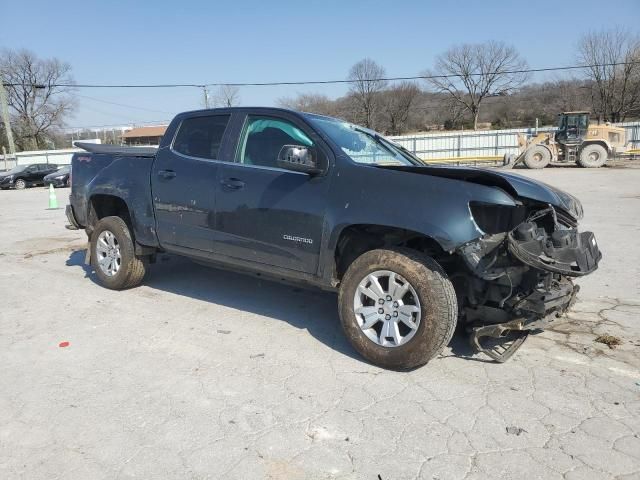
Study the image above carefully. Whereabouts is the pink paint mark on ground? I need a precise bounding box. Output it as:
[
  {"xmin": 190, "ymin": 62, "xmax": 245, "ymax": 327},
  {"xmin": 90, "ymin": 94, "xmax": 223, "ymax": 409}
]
[{"xmin": 58, "ymin": 341, "xmax": 70, "ymax": 348}]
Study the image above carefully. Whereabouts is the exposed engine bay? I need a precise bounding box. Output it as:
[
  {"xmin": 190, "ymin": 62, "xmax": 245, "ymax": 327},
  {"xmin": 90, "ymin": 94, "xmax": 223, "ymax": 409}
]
[{"xmin": 455, "ymin": 203, "xmax": 601, "ymax": 362}]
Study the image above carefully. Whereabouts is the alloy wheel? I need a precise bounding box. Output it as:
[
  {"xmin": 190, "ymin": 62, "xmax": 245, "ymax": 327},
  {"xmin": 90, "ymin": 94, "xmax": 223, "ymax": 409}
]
[
  {"xmin": 96, "ymin": 230, "xmax": 122, "ymax": 277},
  {"xmin": 353, "ymin": 270, "xmax": 421, "ymax": 347}
]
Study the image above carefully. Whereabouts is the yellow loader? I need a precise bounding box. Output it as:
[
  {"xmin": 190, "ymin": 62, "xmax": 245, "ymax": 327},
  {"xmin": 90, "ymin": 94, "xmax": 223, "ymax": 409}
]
[{"xmin": 508, "ymin": 112, "xmax": 628, "ymax": 169}]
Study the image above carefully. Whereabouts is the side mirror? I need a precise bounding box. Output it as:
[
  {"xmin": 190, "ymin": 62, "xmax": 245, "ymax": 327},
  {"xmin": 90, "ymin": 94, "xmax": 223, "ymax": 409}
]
[{"xmin": 277, "ymin": 145, "xmax": 323, "ymax": 175}]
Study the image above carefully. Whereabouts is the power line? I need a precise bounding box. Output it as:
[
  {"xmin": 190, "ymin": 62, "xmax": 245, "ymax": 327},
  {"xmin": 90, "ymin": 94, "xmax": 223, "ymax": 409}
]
[
  {"xmin": 75, "ymin": 93, "xmax": 175, "ymax": 114},
  {"xmin": 79, "ymin": 103, "xmax": 157, "ymax": 123},
  {"xmin": 3, "ymin": 62, "xmax": 638, "ymax": 89},
  {"xmin": 66, "ymin": 95, "xmax": 513, "ymax": 129}
]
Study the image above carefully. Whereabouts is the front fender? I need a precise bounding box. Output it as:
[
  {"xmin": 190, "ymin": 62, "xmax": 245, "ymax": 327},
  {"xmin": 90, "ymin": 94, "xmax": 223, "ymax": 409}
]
[{"xmin": 323, "ymin": 162, "xmax": 518, "ymax": 255}]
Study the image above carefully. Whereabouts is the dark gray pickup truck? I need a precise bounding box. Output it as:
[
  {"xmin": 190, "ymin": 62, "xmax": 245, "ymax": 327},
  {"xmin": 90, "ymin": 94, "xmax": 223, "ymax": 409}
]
[{"xmin": 66, "ymin": 107, "xmax": 601, "ymax": 368}]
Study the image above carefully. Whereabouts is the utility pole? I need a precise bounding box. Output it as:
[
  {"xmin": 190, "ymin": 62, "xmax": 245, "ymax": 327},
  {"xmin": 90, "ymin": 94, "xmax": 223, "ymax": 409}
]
[
  {"xmin": 201, "ymin": 85, "xmax": 210, "ymax": 109},
  {"xmin": 0, "ymin": 80, "xmax": 17, "ymax": 163}
]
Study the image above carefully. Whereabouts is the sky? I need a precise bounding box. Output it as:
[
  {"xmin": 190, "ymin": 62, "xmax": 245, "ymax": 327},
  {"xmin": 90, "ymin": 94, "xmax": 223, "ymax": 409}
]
[{"xmin": 2, "ymin": 0, "xmax": 639, "ymax": 130}]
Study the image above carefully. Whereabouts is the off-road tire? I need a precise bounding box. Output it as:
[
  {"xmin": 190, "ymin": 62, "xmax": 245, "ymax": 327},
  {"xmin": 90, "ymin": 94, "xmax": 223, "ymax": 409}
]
[
  {"xmin": 90, "ymin": 216, "xmax": 146, "ymax": 290},
  {"xmin": 14, "ymin": 178, "xmax": 26, "ymax": 190},
  {"xmin": 338, "ymin": 248, "xmax": 457, "ymax": 370},
  {"xmin": 578, "ymin": 144, "xmax": 608, "ymax": 168},
  {"xmin": 523, "ymin": 145, "xmax": 551, "ymax": 169}
]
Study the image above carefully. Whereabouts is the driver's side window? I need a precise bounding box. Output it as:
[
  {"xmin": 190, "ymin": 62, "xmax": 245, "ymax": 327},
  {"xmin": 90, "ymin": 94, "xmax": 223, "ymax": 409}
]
[{"xmin": 236, "ymin": 116, "xmax": 313, "ymax": 168}]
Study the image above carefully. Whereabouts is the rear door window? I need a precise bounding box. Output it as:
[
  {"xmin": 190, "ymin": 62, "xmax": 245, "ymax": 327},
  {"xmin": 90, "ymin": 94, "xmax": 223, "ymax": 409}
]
[{"xmin": 172, "ymin": 115, "xmax": 231, "ymax": 160}]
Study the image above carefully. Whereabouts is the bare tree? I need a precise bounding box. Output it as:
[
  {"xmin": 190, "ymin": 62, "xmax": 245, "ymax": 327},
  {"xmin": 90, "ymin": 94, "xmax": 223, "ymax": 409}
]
[
  {"xmin": 277, "ymin": 92, "xmax": 338, "ymax": 116},
  {"xmin": 380, "ymin": 82, "xmax": 421, "ymax": 135},
  {"xmin": 424, "ymin": 41, "xmax": 528, "ymax": 129},
  {"xmin": 547, "ymin": 78, "xmax": 592, "ymax": 113},
  {"xmin": 347, "ymin": 58, "xmax": 387, "ymax": 128},
  {"xmin": 439, "ymin": 96, "xmax": 468, "ymax": 130},
  {"xmin": 578, "ymin": 28, "xmax": 640, "ymax": 123},
  {"xmin": 0, "ymin": 49, "xmax": 75, "ymax": 150},
  {"xmin": 213, "ymin": 85, "xmax": 240, "ymax": 107}
]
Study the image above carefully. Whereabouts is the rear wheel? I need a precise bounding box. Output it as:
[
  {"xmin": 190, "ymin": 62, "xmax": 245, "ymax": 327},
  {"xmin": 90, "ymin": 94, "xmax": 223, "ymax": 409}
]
[
  {"xmin": 14, "ymin": 178, "xmax": 26, "ymax": 190},
  {"xmin": 338, "ymin": 248, "xmax": 457, "ymax": 370},
  {"xmin": 523, "ymin": 145, "xmax": 551, "ymax": 169},
  {"xmin": 578, "ymin": 144, "xmax": 608, "ymax": 168},
  {"xmin": 90, "ymin": 216, "xmax": 146, "ymax": 290}
]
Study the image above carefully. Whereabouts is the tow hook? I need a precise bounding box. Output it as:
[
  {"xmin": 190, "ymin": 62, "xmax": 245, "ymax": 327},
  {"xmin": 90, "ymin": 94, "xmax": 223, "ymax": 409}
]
[{"xmin": 469, "ymin": 319, "xmax": 529, "ymax": 363}]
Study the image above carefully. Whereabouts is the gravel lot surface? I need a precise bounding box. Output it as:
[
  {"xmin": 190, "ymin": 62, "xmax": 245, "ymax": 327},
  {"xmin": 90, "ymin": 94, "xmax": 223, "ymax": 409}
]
[{"xmin": 1, "ymin": 167, "xmax": 639, "ymax": 479}]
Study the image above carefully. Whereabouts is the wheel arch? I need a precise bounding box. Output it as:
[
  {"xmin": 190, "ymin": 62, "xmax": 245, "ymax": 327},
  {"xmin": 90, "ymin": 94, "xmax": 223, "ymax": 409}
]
[
  {"xmin": 87, "ymin": 194, "xmax": 158, "ymax": 256},
  {"xmin": 88, "ymin": 194, "xmax": 132, "ymax": 232},
  {"xmin": 85, "ymin": 187, "xmax": 159, "ymax": 249},
  {"xmin": 330, "ymin": 223, "xmax": 450, "ymax": 283}
]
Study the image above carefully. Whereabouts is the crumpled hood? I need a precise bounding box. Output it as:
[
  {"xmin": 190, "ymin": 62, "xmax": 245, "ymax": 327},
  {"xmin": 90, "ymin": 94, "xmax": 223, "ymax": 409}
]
[
  {"xmin": 376, "ymin": 165, "xmax": 584, "ymax": 220},
  {"xmin": 489, "ymin": 169, "xmax": 583, "ymax": 219}
]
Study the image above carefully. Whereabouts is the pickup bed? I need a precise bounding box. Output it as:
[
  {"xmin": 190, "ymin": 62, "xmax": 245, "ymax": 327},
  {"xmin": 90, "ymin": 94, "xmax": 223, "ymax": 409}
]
[{"xmin": 67, "ymin": 107, "xmax": 601, "ymax": 368}]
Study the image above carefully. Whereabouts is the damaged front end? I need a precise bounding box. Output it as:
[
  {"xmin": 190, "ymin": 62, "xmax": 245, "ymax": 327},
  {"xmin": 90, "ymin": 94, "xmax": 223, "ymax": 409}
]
[{"xmin": 456, "ymin": 203, "xmax": 601, "ymax": 362}]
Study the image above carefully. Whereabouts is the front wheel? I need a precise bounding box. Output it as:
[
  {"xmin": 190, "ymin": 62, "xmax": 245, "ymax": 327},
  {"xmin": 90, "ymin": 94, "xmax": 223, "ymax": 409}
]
[
  {"xmin": 14, "ymin": 178, "xmax": 26, "ymax": 190},
  {"xmin": 338, "ymin": 248, "xmax": 457, "ymax": 370},
  {"xmin": 90, "ymin": 216, "xmax": 147, "ymax": 290},
  {"xmin": 523, "ymin": 145, "xmax": 551, "ymax": 169}
]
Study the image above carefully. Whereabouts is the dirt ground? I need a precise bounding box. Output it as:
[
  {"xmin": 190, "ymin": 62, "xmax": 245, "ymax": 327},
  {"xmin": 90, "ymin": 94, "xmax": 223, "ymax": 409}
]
[{"xmin": 0, "ymin": 167, "xmax": 639, "ymax": 479}]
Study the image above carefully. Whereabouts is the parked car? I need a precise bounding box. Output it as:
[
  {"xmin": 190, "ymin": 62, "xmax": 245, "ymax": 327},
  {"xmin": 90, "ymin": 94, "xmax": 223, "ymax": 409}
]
[
  {"xmin": 0, "ymin": 163, "xmax": 59, "ymax": 190},
  {"xmin": 66, "ymin": 107, "xmax": 601, "ymax": 369},
  {"xmin": 44, "ymin": 165, "xmax": 71, "ymax": 188}
]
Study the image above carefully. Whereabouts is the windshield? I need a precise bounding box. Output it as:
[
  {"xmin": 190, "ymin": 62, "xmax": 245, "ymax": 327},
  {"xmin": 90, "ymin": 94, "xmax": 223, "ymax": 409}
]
[
  {"xmin": 305, "ymin": 114, "xmax": 420, "ymax": 166},
  {"xmin": 3, "ymin": 165, "xmax": 27, "ymax": 174},
  {"xmin": 55, "ymin": 166, "xmax": 70, "ymax": 174}
]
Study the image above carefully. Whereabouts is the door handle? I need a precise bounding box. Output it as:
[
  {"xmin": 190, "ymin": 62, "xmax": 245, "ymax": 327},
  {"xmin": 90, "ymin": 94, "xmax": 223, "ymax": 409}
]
[
  {"xmin": 221, "ymin": 178, "xmax": 245, "ymax": 190},
  {"xmin": 157, "ymin": 169, "xmax": 177, "ymax": 179}
]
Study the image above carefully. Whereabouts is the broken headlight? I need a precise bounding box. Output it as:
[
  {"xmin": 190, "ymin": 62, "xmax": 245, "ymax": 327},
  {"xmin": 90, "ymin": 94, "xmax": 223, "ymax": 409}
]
[{"xmin": 469, "ymin": 202, "xmax": 527, "ymax": 235}]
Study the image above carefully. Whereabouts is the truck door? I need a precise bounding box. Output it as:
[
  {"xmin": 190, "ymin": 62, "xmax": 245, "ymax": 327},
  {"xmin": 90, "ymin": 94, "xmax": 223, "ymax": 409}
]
[
  {"xmin": 151, "ymin": 113, "xmax": 231, "ymax": 252},
  {"xmin": 213, "ymin": 113, "xmax": 330, "ymax": 274}
]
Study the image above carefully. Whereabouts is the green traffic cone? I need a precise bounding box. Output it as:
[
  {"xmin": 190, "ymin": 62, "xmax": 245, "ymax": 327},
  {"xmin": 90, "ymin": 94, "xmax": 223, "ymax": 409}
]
[{"xmin": 48, "ymin": 183, "xmax": 58, "ymax": 209}]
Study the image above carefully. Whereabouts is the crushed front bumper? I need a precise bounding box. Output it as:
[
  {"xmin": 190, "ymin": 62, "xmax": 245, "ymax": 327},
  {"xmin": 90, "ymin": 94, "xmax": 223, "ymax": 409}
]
[
  {"xmin": 459, "ymin": 206, "xmax": 601, "ymax": 362},
  {"xmin": 469, "ymin": 280, "xmax": 579, "ymax": 362},
  {"xmin": 508, "ymin": 223, "xmax": 601, "ymax": 277}
]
